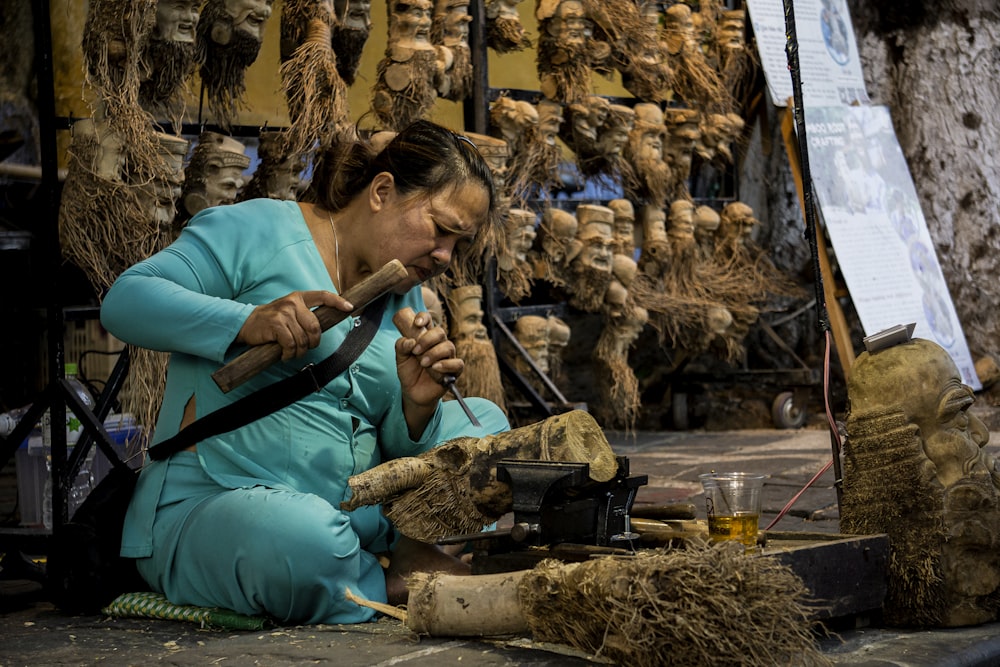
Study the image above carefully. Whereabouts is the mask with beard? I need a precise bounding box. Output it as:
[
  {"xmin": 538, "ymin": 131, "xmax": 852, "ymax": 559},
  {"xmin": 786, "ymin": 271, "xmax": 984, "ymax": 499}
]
[
  {"xmin": 140, "ymin": 39, "xmax": 197, "ymax": 122},
  {"xmin": 628, "ymin": 156, "xmax": 670, "ymax": 206},
  {"xmin": 487, "ymin": 15, "xmax": 530, "ymax": 53},
  {"xmin": 331, "ymin": 24, "xmax": 370, "ymax": 86},
  {"xmin": 567, "ymin": 261, "xmax": 613, "ymax": 312},
  {"xmin": 373, "ymin": 49, "xmax": 442, "ymax": 132},
  {"xmin": 196, "ymin": 0, "xmax": 270, "ymax": 127}
]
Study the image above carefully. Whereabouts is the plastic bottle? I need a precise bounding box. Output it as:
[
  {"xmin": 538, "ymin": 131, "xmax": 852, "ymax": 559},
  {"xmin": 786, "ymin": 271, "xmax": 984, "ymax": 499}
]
[
  {"xmin": 41, "ymin": 451, "xmax": 95, "ymax": 530},
  {"xmin": 0, "ymin": 404, "xmax": 32, "ymax": 437},
  {"xmin": 42, "ymin": 363, "xmax": 96, "ymax": 446},
  {"xmin": 40, "ymin": 363, "xmax": 97, "ymax": 529}
]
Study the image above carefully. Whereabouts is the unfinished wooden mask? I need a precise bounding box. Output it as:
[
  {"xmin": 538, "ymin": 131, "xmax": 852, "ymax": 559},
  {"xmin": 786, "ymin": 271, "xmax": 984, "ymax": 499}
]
[
  {"xmin": 842, "ymin": 338, "xmax": 1000, "ymax": 627},
  {"xmin": 196, "ymin": 0, "xmax": 274, "ymax": 126}
]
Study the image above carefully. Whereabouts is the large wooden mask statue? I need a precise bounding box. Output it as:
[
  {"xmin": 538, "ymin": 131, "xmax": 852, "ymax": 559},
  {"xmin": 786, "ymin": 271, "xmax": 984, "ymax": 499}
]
[{"xmin": 842, "ymin": 337, "xmax": 1000, "ymax": 628}]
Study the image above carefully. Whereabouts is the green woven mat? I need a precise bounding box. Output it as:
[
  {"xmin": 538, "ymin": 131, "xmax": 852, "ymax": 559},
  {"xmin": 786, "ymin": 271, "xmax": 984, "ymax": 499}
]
[{"xmin": 103, "ymin": 591, "xmax": 269, "ymax": 630}]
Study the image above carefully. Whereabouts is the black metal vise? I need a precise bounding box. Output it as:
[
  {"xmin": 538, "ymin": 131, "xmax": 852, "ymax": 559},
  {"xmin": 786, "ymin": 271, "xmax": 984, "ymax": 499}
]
[{"xmin": 440, "ymin": 456, "xmax": 647, "ymax": 573}]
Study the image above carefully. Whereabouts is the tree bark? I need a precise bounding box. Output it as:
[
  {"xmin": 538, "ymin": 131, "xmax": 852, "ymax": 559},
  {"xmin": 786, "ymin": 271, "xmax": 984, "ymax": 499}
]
[{"xmin": 846, "ymin": 1, "xmax": 1000, "ymax": 364}]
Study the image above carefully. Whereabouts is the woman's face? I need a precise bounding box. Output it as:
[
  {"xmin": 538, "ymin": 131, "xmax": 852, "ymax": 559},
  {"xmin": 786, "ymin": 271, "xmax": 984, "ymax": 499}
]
[{"xmin": 370, "ymin": 178, "xmax": 490, "ymax": 293}]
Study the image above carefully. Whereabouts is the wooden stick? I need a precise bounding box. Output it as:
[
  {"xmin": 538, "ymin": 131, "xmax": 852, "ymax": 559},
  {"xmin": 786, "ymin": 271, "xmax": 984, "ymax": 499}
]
[
  {"xmin": 344, "ymin": 587, "xmax": 408, "ymax": 622},
  {"xmin": 211, "ymin": 259, "xmax": 409, "ymax": 393}
]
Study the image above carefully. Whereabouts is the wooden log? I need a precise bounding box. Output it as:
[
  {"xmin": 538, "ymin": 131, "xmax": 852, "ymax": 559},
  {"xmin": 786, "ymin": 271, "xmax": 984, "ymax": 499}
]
[
  {"xmin": 211, "ymin": 259, "xmax": 408, "ymax": 393},
  {"xmin": 630, "ymin": 502, "xmax": 698, "ymax": 520},
  {"xmin": 630, "ymin": 517, "xmax": 708, "ymax": 544},
  {"xmin": 405, "ymin": 570, "xmax": 531, "ymax": 637}
]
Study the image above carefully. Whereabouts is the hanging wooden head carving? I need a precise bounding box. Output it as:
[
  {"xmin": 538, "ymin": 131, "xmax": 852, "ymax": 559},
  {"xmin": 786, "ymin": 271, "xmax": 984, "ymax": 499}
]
[{"xmin": 196, "ymin": 0, "xmax": 275, "ymax": 127}]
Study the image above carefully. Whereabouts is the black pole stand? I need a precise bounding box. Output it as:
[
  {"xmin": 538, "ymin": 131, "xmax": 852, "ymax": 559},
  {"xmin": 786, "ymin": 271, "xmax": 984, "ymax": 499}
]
[{"xmin": 0, "ymin": 0, "xmax": 131, "ymax": 564}]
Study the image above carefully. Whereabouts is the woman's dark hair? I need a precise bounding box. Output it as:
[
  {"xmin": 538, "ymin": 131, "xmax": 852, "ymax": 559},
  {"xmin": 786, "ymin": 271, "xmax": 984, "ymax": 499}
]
[
  {"xmin": 309, "ymin": 120, "xmax": 497, "ymax": 221},
  {"xmin": 305, "ymin": 120, "xmax": 499, "ymax": 281}
]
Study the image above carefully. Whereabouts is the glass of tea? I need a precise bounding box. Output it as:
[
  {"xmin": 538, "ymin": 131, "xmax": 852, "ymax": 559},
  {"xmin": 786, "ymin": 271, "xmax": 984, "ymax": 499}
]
[{"xmin": 698, "ymin": 472, "xmax": 767, "ymax": 551}]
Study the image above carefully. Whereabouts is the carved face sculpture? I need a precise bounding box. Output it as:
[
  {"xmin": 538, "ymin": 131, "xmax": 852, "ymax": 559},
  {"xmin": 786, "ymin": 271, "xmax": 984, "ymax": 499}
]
[
  {"xmin": 694, "ymin": 204, "xmax": 721, "ymax": 245},
  {"xmin": 506, "ymin": 209, "xmax": 537, "ymax": 262},
  {"xmin": 491, "ymin": 97, "xmax": 539, "ymax": 145},
  {"xmin": 630, "ymin": 104, "xmax": 666, "ymax": 161},
  {"xmin": 608, "ymin": 199, "xmax": 635, "ymax": 255},
  {"xmin": 514, "ymin": 315, "xmax": 551, "ymax": 374},
  {"xmin": 574, "ymin": 205, "xmax": 615, "ymax": 274},
  {"xmin": 547, "ymin": 0, "xmax": 588, "ymax": 46},
  {"xmin": 488, "ymin": 0, "xmax": 523, "ymax": 20},
  {"xmin": 638, "ymin": 204, "xmax": 669, "ymax": 276},
  {"xmin": 536, "ymin": 100, "xmax": 565, "ymax": 146},
  {"xmin": 218, "ymin": 0, "xmax": 273, "ymax": 43},
  {"xmin": 391, "ymin": 0, "xmax": 435, "ymax": 49},
  {"xmin": 154, "ymin": 0, "xmax": 200, "ymax": 42},
  {"xmin": 668, "ymin": 199, "xmax": 696, "ymax": 241},
  {"xmin": 547, "ymin": 316, "xmax": 570, "ymax": 358},
  {"xmin": 182, "ymin": 132, "xmax": 250, "ymax": 219},
  {"xmin": 421, "ymin": 285, "xmax": 445, "ymax": 328},
  {"xmin": 720, "ymin": 201, "xmax": 758, "ymax": 243},
  {"xmin": 336, "ymin": 0, "xmax": 373, "ymax": 31},
  {"xmin": 663, "ymin": 2, "xmax": 696, "ymax": 55},
  {"xmin": 718, "ymin": 9, "xmax": 745, "ymax": 51},
  {"xmin": 596, "ymin": 105, "xmax": 635, "ymax": 158},
  {"xmin": 843, "ymin": 338, "xmax": 1000, "ymax": 627},
  {"xmin": 540, "ymin": 208, "xmax": 579, "ymax": 262},
  {"xmin": 448, "ymin": 285, "xmax": 489, "ymax": 341},
  {"xmin": 439, "ymin": 0, "xmax": 472, "ymax": 45},
  {"xmin": 148, "ymin": 132, "xmax": 189, "ymax": 230}
]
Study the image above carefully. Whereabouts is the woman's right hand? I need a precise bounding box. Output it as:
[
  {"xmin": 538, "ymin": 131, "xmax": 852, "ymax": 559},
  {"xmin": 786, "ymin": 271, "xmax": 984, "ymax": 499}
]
[{"xmin": 236, "ymin": 290, "xmax": 354, "ymax": 360}]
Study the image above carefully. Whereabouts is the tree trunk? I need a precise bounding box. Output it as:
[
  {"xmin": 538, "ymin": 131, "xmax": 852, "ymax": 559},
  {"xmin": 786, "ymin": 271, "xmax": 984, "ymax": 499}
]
[{"xmin": 846, "ymin": 1, "xmax": 1000, "ymax": 366}]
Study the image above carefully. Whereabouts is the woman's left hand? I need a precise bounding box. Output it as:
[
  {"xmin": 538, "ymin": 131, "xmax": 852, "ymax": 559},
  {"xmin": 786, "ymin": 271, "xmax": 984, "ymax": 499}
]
[{"xmin": 393, "ymin": 307, "xmax": 464, "ymax": 425}]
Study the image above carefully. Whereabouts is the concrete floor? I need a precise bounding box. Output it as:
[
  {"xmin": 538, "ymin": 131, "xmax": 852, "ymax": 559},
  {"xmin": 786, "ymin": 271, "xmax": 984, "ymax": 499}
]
[{"xmin": 2, "ymin": 424, "xmax": 1000, "ymax": 666}]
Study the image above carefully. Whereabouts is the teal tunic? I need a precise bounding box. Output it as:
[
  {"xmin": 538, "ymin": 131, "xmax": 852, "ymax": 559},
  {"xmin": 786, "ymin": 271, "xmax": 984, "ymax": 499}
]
[{"xmin": 101, "ymin": 199, "xmax": 508, "ymax": 624}]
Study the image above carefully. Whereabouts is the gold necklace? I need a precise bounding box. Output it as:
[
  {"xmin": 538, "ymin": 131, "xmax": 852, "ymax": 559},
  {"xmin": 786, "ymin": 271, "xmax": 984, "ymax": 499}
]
[{"xmin": 327, "ymin": 211, "xmax": 342, "ymax": 293}]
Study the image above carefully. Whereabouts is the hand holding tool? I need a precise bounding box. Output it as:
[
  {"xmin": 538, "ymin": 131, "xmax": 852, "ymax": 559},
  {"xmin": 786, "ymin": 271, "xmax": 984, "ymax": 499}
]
[
  {"xmin": 392, "ymin": 307, "xmax": 481, "ymax": 428},
  {"xmin": 212, "ymin": 259, "xmax": 408, "ymax": 393}
]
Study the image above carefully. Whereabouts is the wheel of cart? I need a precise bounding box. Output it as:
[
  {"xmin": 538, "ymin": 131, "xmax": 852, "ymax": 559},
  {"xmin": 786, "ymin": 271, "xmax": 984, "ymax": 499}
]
[
  {"xmin": 665, "ymin": 317, "xmax": 822, "ymax": 430},
  {"xmin": 771, "ymin": 390, "xmax": 808, "ymax": 429}
]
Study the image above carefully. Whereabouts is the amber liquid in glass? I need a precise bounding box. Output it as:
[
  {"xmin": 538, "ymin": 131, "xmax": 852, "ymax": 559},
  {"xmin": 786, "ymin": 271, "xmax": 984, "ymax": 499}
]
[{"xmin": 707, "ymin": 512, "xmax": 759, "ymax": 547}]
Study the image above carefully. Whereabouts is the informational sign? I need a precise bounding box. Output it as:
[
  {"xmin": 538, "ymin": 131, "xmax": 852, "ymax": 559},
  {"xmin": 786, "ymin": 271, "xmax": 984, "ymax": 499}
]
[
  {"xmin": 745, "ymin": 0, "xmax": 869, "ymax": 107},
  {"xmin": 803, "ymin": 105, "xmax": 981, "ymax": 389}
]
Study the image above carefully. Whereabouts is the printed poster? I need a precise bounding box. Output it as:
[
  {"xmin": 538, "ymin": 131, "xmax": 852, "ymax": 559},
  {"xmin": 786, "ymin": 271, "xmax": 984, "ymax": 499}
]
[
  {"xmin": 803, "ymin": 105, "xmax": 980, "ymax": 389},
  {"xmin": 745, "ymin": 0, "xmax": 869, "ymax": 107}
]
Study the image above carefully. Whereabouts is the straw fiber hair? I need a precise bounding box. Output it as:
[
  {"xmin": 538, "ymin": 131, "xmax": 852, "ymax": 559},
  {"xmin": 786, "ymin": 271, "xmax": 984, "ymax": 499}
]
[
  {"xmin": 519, "ymin": 540, "xmax": 830, "ymax": 667},
  {"xmin": 841, "ymin": 409, "xmax": 948, "ymax": 626}
]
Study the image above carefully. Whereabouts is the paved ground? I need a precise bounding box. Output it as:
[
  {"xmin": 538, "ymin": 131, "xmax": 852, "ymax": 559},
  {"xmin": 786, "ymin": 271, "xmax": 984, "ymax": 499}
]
[{"xmin": 2, "ymin": 423, "xmax": 1000, "ymax": 666}]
